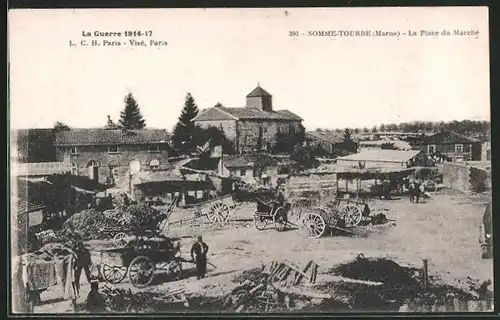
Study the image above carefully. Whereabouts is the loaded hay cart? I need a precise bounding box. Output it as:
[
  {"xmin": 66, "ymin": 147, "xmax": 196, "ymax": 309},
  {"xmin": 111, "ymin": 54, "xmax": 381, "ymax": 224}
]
[
  {"xmin": 300, "ymin": 167, "xmax": 413, "ymax": 238},
  {"xmin": 90, "ymin": 195, "xmax": 190, "ymax": 288}
]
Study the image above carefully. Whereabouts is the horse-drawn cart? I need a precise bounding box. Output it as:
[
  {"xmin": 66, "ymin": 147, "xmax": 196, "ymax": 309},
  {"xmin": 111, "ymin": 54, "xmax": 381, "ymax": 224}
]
[
  {"xmin": 301, "ymin": 197, "xmax": 371, "ymax": 238},
  {"xmin": 93, "ymin": 237, "xmax": 184, "ymax": 288},
  {"xmin": 188, "ymin": 194, "xmax": 237, "ymax": 223}
]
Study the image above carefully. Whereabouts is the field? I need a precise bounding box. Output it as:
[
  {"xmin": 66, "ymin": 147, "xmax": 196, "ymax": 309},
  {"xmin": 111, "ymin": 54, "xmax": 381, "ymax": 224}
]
[{"xmin": 34, "ymin": 189, "xmax": 493, "ymax": 313}]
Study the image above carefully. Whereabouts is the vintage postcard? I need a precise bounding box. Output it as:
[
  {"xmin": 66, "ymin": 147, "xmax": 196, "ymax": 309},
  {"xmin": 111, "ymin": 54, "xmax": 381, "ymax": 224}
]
[{"xmin": 8, "ymin": 7, "xmax": 492, "ymax": 314}]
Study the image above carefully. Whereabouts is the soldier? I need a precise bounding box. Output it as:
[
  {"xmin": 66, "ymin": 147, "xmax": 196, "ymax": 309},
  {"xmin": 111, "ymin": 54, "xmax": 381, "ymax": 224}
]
[
  {"xmin": 73, "ymin": 241, "xmax": 92, "ymax": 298},
  {"xmin": 86, "ymin": 281, "xmax": 106, "ymax": 313},
  {"xmin": 190, "ymin": 236, "xmax": 209, "ymax": 280}
]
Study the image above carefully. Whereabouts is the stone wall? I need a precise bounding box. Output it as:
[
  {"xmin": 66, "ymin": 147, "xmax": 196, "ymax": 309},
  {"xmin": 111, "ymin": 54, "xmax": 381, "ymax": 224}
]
[
  {"xmin": 57, "ymin": 144, "xmax": 172, "ymax": 186},
  {"xmin": 442, "ymin": 162, "xmax": 491, "ymax": 193},
  {"xmin": 284, "ymin": 172, "xmax": 338, "ymax": 205},
  {"xmin": 237, "ymin": 120, "xmax": 302, "ymax": 153},
  {"xmin": 195, "ymin": 120, "xmax": 238, "ymax": 140}
]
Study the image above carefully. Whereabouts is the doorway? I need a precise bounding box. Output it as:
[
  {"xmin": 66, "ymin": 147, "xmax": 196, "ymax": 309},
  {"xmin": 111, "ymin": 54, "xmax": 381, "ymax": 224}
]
[{"xmin": 87, "ymin": 160, "xmax": 100, "ymax": 182}]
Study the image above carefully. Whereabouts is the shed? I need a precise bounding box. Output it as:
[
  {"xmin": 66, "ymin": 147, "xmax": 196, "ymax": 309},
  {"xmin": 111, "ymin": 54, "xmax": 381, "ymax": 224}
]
[{"xmin": 335, "ymin": 149, "xmax": 427, "ymax": 169}]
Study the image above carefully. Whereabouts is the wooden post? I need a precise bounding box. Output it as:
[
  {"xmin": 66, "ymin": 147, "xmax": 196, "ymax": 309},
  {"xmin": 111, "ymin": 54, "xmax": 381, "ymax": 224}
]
[{"xmin": 422, "ymin": 259, "xmax": 429, "ymax": 291}]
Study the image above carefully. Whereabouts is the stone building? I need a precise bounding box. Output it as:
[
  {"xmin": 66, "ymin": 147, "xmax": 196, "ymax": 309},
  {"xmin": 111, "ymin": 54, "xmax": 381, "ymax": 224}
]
[
  {"xmin": 193, "ymin": 85, "xmax": 304, "ymax": 153},
  {"xmin": 54, "ymin": 129, "xmax": 172, "ymax": 188}
]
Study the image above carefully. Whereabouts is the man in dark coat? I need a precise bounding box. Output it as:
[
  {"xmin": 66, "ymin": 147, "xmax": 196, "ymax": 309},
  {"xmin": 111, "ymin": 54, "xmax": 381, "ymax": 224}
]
[
  {"xmin": 191, "ymin": 236, "xmax": 209, "ymax": 279},
  {"xmin": 73, "ymin": 241, "xmax": 92, "ymax": 298}
]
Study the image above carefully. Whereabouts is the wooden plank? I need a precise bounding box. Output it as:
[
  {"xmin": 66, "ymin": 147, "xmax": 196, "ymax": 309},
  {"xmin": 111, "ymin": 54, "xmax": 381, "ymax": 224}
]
[
  {"xmin": 284, "ymin": 261, "xmax": 311, "ymax": 281},
  {"xmin": 294, "ymin": 261, "xmax": 313, "ymax": 285},
  {"xmin": 279, "ymin": 266, "xmax": 292, "ymax": 282}
]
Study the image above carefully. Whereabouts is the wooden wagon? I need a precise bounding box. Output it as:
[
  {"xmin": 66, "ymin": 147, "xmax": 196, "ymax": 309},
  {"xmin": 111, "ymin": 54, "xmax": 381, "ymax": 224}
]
[
  {"xmin": 300, "ymin": 167, "xmax": 411, "ymax": 238},
  {"xmin": 92, "ymin": 237, "xmax": 184, "ymax": 288},
  {"xmin": 187, "ymin": 194, "xmax": 237, "ymax": 223}
]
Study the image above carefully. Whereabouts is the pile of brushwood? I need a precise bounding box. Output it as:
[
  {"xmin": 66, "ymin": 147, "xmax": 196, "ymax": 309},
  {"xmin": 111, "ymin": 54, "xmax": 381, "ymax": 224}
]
[{"xmin": 61, "ymin": 204, "xmax": 165, "ymax": 240}]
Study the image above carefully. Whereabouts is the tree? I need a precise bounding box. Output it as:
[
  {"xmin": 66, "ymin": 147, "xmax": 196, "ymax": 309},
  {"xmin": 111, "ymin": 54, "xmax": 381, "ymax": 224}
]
[
  {"xmin": 104, "ymin": 115, "xmax": 118, "ymax": 130},
  {"xmin": 118, "ymin": 92, "xmax": 146, "ymax": 130},
  {"xmin": 255, "ymin": 127, "xmax": 264, "ymax": 152},
  {"xmin": 354, "ymin": 128, "xmax": 360, "ymax": 134},
  {"xmin": 171, "ymin": 93, "xmax": 200, "ymax": 154},
  {"xmin": 291, "ymin": 145, "xmax": 319, "ymax": 170},
  {"xmin": 379, "ymin": 124, "xmax": 386, "ymax": 132},
  {"xmin": 363, "ymin": 127, "xmax": 369, "ymax": 133},
  {"xmin": 371, "ymin": 126, "xmax": 377, "ymax": 133},
  {"xmin": 342, "ymin": 128, "xmax": 357, "ymax": 154},
  {"xmin": 53, "ymin": 121, "xmax": 71, "ymax": 132},
  {"xmin": 214, "ymin": 102, "xmax": 224, "ymax": 108}
]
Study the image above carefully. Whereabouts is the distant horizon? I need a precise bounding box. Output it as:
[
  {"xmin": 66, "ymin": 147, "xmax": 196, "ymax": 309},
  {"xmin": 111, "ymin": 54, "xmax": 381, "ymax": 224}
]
[{"xmin": 10, "ymin": 116, "xmax": 491, "ymax": 133}]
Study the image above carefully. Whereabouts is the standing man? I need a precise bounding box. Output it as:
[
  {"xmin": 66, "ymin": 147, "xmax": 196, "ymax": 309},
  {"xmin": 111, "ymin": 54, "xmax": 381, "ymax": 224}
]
[
  {"xmin": 73, "ymin": 241, "xmax": 92, "ymax": 298},
  {"xmin": 191, "ymin": 236, "xmax": 209, "ymax": 280}
]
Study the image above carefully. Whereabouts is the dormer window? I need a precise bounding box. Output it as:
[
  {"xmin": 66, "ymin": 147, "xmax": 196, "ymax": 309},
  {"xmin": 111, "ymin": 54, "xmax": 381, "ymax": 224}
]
[
  {"xmin": 108, "ymin": 145, "xmax": 119, "ymax": 153},
  {"xmin": 148, "ymin": 144, "xmax": 160, "ymax": 153}
]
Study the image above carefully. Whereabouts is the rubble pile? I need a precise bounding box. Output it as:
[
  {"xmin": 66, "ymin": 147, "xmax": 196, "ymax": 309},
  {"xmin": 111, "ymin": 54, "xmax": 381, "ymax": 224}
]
[
  {"xmin": 98, "ymin": 285, "xmax": 190, "ymax": 313},
  {"xmin": 23, "ymin": 243, "xmax": 75, "ymax": 262},
  {"xmin": 311, "ymin": 254, "xmax": 490, "ymax": 312},
  {"xmin": 225, "ymin": 260, "xmax": 327, "ymax": 312}
]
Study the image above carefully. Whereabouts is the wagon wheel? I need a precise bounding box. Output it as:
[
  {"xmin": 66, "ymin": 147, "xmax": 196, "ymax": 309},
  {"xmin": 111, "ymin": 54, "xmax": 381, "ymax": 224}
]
[
  {"xmin": 207, "ymin": 202, "xmax": 230, "ymax": 223},
  {"xmin": 102, "ymin": 264, "xmax": 127, "ymax": 284},
  {"xmin": 341, "ymin": 204, "xmax": 363, "ymax": 227},
  {"xmin": 165, "ymin": 260, "xmax": 183, "ymax": 280},
  {"xmin": 254, "ymin": 214, "xmax": 267, "ymax": 231},
  {"xmin": 301, "ymin": 212, "xmax": 326, "ymax": 238},
  {"xmin": 114, "ymin": 232, "xmax": 128, "ymax": 247},
  {"xmin": 128, "ymin": 255, "xmax": 155, "ymax": 288},
  {"xmin": 274, "ymin": 207, "xmax": 287, "ymax": 232}
]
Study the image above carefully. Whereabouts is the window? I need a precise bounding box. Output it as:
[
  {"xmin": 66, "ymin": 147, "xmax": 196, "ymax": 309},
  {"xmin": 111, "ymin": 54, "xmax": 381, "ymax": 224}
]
[
  {"xmin": 108, "ymin": 145, "xmax": 119, "ymax": 153},
  {"xmin": 70, "ymin": 162, "xmax": 78, "ymax": 175},
  {"xmin": 454, "ymin": 144, "xmax": 464, "ymax": 153},
  {"xmin": 148, "ymin": 144, "xmax": 160, "ymax": 152},
  {"xmin": 67, "ymin": 146, "xmax": 78, "ymax": 154},
  {"xmin": 427, "ymin": 144, "xmax": 435, "ymax": 154},
  {"xmin": 150, "ymin": 159, "xmax": 160, "ymax": 170},
  {"xmin": 240, "ymin": 169, "xmax": 246, "ymax": 176}
]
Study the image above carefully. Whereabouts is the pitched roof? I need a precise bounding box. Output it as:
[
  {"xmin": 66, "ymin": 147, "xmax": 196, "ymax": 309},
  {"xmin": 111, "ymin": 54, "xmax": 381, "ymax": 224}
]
[
  {"xmin": 193, "ymin": 106, "xmax": 302, "ymax": 122},
  {"xmin": 223, "ymin": 153, "xmax": 278, "ymax": 168},
  {"xmin": 247, "ymin": 86, "xmax": 272, "ymax": 97},
  {"xmin": 359, "ymin": 139, "xmax": 412, "ymax": 150},
  {"xmin": 306, "ymin": 131, "xmax": 346, "ymax": 144},
  {"xmin": 337, "ymin": 149, "xmax": 422, "ymax": 163},
  {"xmin": 54, "ymin": 129, "xmax": 170, "ymax": 146},
  {"xmin": 422, "ymin": 131, "xmax": 480, "ymax": 145}
]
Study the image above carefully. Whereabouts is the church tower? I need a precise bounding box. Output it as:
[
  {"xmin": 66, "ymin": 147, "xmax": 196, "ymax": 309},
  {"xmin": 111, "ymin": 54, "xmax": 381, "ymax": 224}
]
[{"xmin": 246, "ymin": 84, "xmax": 273, "ymax": 112}]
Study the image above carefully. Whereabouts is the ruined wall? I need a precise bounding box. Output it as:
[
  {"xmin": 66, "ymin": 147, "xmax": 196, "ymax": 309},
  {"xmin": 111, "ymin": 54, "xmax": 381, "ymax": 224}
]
[
  {"xmin": 442, "ymin": 162, "xmax": 490, "ymax": 193},
  {"xmin": 284, "ymin": 172, "xmax": 337, "ymax": 205},
  {"xmin": 57, "ymin": 144, "xmax": 171, "ymax": 185}
]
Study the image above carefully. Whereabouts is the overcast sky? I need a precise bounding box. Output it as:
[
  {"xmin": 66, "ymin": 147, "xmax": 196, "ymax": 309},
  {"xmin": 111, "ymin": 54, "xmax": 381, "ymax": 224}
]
[{"xmin": 9, "ymin": 7, "xmax": 490, "ymax": 131}]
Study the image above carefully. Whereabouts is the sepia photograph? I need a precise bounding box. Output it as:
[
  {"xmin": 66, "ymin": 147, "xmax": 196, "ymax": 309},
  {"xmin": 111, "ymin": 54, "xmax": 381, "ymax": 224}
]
[{"xmin": 8, "ymin": 7, "xmax": 492, "ymax": 314}]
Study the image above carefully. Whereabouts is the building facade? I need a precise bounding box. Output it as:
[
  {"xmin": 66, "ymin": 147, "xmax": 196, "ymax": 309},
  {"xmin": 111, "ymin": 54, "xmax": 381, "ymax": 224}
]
[
  {"xmin": 412, "ymin": 131, "xmax": 482, "ymax": 162},
  {"xmin": 54, "ymin": 129, "xmax": 172, "ymax": 187},
  {"xmin": 193, "ymin": 86, "xmax": 304, "ymax": 153}
]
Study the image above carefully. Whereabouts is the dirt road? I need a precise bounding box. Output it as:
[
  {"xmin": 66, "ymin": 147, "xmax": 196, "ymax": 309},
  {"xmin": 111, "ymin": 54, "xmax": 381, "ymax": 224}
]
[{"xmin": 34, "ymin": 191, "xmax": 493, "ymax": 313}]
